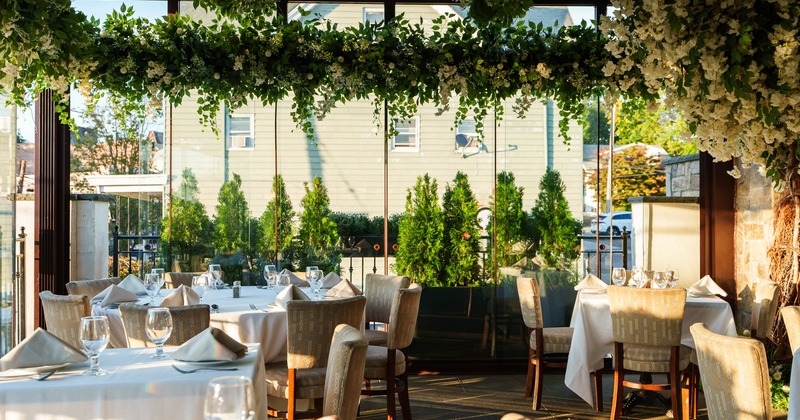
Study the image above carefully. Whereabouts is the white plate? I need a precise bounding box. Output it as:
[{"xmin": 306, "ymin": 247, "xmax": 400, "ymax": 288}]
[{"xmin": 176, "ymin": 360, "xmax": 232, "ymax": 367}]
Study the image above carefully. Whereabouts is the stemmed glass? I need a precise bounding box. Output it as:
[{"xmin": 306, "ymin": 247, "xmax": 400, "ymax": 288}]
[
  {"xmin": 80, "ymin": 316, "xmax": 110, "ymax": 376},
  {"xmin": 151, "ymin": 268, "xmax": 166, "ymax": 296},
  {"xmin": 193, "ymin": 275, "xmax": 210, "ymax": 299},
  {"xmin": 146, "ymin": 307, "xmax": 173, "ymax": 359},
  {"xmin": 666, "ymin": 268, "xmax": 679, "ymax": 289},
  {"xmin": 308, "ymin": 269, "xmax": 323, "ymax": 300},
  {"xmin": 653, "ymin": 271, "xmax": 667, "ymax": 289},
  {"xmin": 629, "ymin": 266, "xmax": 642, "ymax": 288},
  {"xmin": 144, "ymin": 273, "xmax": 160, "ymax": 304},
  {"xmin": 277, "ymin": 273, "xmax": 290, "ymax": 288},
  {"xmin": 209, "ymin": 264, "xmax": 223, "ymax": 290},
  {"xmin": 204, "ymin": 376, "xmax": 255, "ymax": 420},
  {"xmin": 263, "ymin": 265, "xmax": 277, "ymax": 290},
  {"xmin": 612, "ymin": 267, "xmax": 627, "ymax": 286}
]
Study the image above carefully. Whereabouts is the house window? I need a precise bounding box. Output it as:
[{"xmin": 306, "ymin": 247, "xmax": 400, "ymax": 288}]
[
  {"xmin": 455, "ymin": 118, "xmax": 482, "ymax": 153},
  {"xmin": 227, "ymin": 114, "xmax": 253, "ymax": 149},
  {"xmin": 391, "ymin": 117, "xmax": 419, "ymax": 152},
  {"xmin": 363, "ymin": 8, "xmax": 384, "ymax": 24}
]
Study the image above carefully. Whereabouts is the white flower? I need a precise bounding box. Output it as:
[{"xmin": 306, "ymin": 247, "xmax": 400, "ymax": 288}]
[
  {"xmin": 773, "ymin": 371, "xmax": 782, "ymax": 381},
  {"xmin": 742, "ymin": 329, "xmax": 751, "ymax": 337},
  {"xmin": 213, "ymin": 73, "xmax": 220, "ymax": 80}
]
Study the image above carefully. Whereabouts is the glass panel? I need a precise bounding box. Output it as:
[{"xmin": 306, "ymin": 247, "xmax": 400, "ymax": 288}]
[
  {"xmin": 229, "ymin": 116, "xmax": 252, "ymax": 134},
  {"xmin": 0, "ymin": 96, "xmax": 15, "ymax": 355}
]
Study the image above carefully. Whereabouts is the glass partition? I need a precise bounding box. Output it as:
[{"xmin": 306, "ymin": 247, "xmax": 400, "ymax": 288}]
[{"xmin": 0, "ymin": 97, "xmax": 16, "ymax": 355}]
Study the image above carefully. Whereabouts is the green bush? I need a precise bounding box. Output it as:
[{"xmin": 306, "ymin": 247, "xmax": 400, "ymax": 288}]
[
  {"xmin": 395, "ymin": 174, "xmax": 445, "ymax": 286},
  {"xmin": 214, "ymin": 173, "xmax": 252, "ymax": 254},
  {"xmin": 297, "ymin": 176, "xmax": 341, "ymax": 273},
  {"xmin": 331, "ymin": 212, "xmax": 403, "ymax": 237},
  {"xmin": 530, "ymin": 168, "xmax": 581, "ymax": 268},
  {"xmin": 442, "ymin": 172, "xmax": 481, "ymax": 286},
  {"xmin": 258, "ymin": 174, "xmax": 295, "ymax": 262},
  {"xmin": 487, "ymin": 171, "xmax": 530, "ymax": 273}
]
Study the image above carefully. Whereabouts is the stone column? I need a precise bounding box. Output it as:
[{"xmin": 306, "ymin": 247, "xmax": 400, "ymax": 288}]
[{"xmin": 69, "ymin": 194, "xmax": 114, "ymax": 281}]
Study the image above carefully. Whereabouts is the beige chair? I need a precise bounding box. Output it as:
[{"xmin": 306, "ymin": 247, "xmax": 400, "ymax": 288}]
[
  {"xmin": 265, "ymin": 296, "xmax": 367, "ymax": 420},
  {"xmin": 608, "ymin": 286, "xmax": 691, "ymax": 420},
  {"xmin": 39, "ymin": 291, "xmax": 91, "ymax": 350},
  {"xmin": 165, "ymin": 272, "xmax": 204, "ymax": 289},
  {"xmin": 118, "ymin": 303, "xmax": 210, "ymax": 347},
  {"xmin": 65, "ymin": 277, "xmax": 122, "ymax": 300},
  {"xmin": 322, "ymin": 324, "xmax": 368, "ymax": 419},
  {"xmin": 361, "ymin": 283, "xmax": 422, "ymax": 419},
  {"xmin": 363, "ymin": 273, "xmax": 411, "ymax": 345},
  {"xmin": 690, "ymin": 323, "xmax": 771, "ymax": 420},
  {"xmin": 750, "ymin": 280, "xmax": 780, "ymax": 340},
  {"xmin": 781, "ymin": 306, "xmax": 800, "ymax": 355}
]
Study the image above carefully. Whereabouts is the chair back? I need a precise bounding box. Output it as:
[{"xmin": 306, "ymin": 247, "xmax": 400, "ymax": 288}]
[
  {"xmin": 165, "ymin": 272, "xmax": 203, "ymax": 289},
  {"xmin": 364, "ymin": 274, "xmax": 411, "ymax": 324},
  {"xmin": 751, "ymin": 280, "xmax": 779, "ymax": 338},
  {"xmin": 608, "ymin": 286, "xmax": 686, "ymax": 347},
  {"xmin": 516, "ymin": 276, "xmax": 543, "ymax": 330},
  {"xmin": 119, "ymin": 303, "xmax": 210, "ymax": 347},
  {"xmin": 39, "ymin": 291, "xmax": 91, "ymax": 349},
  {"xmin": 65, "ymin": 277, "xmax": 122, "ymax": 299},
  {"xmin": 781, "ymin": 306, "xmax": 800, "ymax": 355},
  {"xmin": 286, "ymin": 296, "xmax": 366, "ymax": 370},
  {"xmin": 387, "ymin": 284, "xmax": 422, "ymax": 350},
  {"xmin": 690, "ymin": 323, "xmax": 772, "ymax": 420},
  {"xmin": 322, "ymin": 324, "xmax": 368, "ymax": 419}
]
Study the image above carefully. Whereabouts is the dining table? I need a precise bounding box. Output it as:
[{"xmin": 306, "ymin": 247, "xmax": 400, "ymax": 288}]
[
  {"xmin": 565, "ymin": 289, "xmax": 738, "ymax": 406},
  {"xmin": 0, "ymin": 344, "xmax": 267, "ymax": 420}
]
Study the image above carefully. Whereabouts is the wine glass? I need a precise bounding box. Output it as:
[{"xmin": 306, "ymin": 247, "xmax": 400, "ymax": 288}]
[
  {"xmin": 151, "ymin": 268, "xmax": 166, "ymax": 296},
  {"xmin": 144, "ymin": 273, "xmax": 160, "ymax": 304},
  {"xmin": 612, "ymin": 267, "xmax": 627, "ymax": 286},
  {"xmin": 80, "ymin": 316, "xmax": 110, "ymax": 376},
  {"xmin": 263, "ymin": 265, "xmax": 277, "ymax": 290},
  {"xmin": 277, "ymin": 273, "xmax": 290, "ymax": 287},
  {"xmin": 630, "ymin": 266, "xmax": 642, "ymax": 288},
  {"xmin": 204, "ymin": 376, "xmax": 255, "ymax": 420},
  {"xmin": 666, "ymin": 268, "xmax": 679, "ymax": 289},
  {"xmin": 305, "ymin": 266, "xmax": 319, "ymax": 281},
  {"xmin": 654, "ymin": 271, "xmax": 667, "ymax": 289},
  {"xmin": 146, "ymin": 307, "xmax": 173, "ymax": 359},
  {"xmin": 209, "ymin": 264, "xmax": 223, "ymax": 289},
  {"xmin": 308, "ymin": 269, "xmax": 323, "ymax": 300},
  {"xmin": 193, "ymin": 275, "xmax": 209, "ymax": 299}
]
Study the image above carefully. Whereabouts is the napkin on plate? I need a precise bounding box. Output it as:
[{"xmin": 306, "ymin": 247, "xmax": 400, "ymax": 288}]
[
  {"xmin": 161, "ymin": 285, "xmax": 201, "ymax": 307},
  {"xmin": 0, "ymin": 328, "xmax": 87, "ymax": 371},
  {"xmin": 119, "ymin": 274, "xmax": 148, "ymax": 296},
  {"xmin": 279, "ymin": 269, "xmax": 310, "ymax": 287},
  {"xmin": 321, "ymin": 272, "xmax": 343, "ymax": 289},
  {"xmin": 92, "ymin": 284, "xmax": 139, "ymax": 308},
  {"xmin": 275, "ymin": 284, "xmax": 310, "ymax": 309},
  {"xmin": 324, "ymin": 279, "xmax": 363, "ymax": 298},
  {"xmin": 574, "ymin": 273, "xmax": 608, "ymax": 291},
  {"xmin": 171, "ymin": 327, "xmax": 248, "ymax": 362},
  {"xmin": 688, "ymin": 275, "xmax": 728, "ymax": 297}
]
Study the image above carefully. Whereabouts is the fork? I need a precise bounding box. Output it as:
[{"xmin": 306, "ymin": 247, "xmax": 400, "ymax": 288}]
[
  {"xmin": 35, "ymin": 370, "xmax": 58, "ymax": 381},
  {"xmin": 249, "ymin": 304, "xmax": 269, "ymax": 312},
  {"xmin": 172, "ymin": 365, "xmax": 238, "ymax": 374}
]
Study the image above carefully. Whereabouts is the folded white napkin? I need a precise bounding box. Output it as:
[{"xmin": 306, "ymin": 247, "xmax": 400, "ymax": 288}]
[
  {"xmin": 324, "ymin": 279, "xmax": 363, "ymax": 298},
  {"xmin": 0, "ymin": 328, "xmax": 87, "ymax": 371},
  {"xmin": 321, "ymin": 272, "xmax": 343, "ymax": 289},
  {"xmin": 92, "ymin": 284, "xmax": 139, "ymax": 308},
  {"xmin": 689, "ymin": 275, "xmax": 728, "ymax": 297},
  {"xmin": 161, "ymin": 285, "xmax": 201, "ymax": 307},
  {"xmin": 275, "ymin": 284, "xmax": 311, "ymax": 309},
  {"xmin": 171, "ymin": 327, "xmax": 248, "ymax": 362},
  {"xmin": 279, "ymin": 269, "xmax": 310, "ymax": 287},
  {"xmin": 574, "ymin": 273, "xmax": 608, "ymax": 291},
  {"xmin": 119, "ymin": 274, "xmax": 148, "ymax": 296}
]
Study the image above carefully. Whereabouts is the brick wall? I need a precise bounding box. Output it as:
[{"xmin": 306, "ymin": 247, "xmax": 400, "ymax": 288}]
[{"xmin": 663, "ymin": 153, "xmax": 700, "ymax": 197}]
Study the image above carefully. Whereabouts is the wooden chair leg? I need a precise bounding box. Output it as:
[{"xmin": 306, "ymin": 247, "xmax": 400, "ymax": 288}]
[
  {"xmin": 387, "ymin": 351, "xmax": 396, "ymax": 420},
  {"xmin": 524, "ymin": 348, "xmax": 534, "ymax": 398},
  {"xmin": 611, "ymin": 343, "xmax": 624, "ymax": 420},
  {"xmin": 532, "ymin": 329, "xmax": 544, "ymax": 410},
  {"xmin": 670, "ymin": 347, "xmax": 682, "ymax": 420},
  {"xmin": 399, "ymin": 372, "xmax": 412, "ymax": 420},
  {"xmin": 288, "ymin": 368, "xmax": 297, "ymax": 420},
  {"xmin": 593, "ymin": 370, "xmax": 603, "ymax": 412}
]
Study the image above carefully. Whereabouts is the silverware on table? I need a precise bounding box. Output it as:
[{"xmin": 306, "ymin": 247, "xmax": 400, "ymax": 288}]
[
  {"xmin": 248, "ymin": 304, "xmax": 269, "ymax": 312},
  {"xmin": 171, "ymin": 365, "xmax": 238, "ymax": 374},
  {"xmin": 35, "ymin": 370, "xmax": 58, "ymax": 381}
]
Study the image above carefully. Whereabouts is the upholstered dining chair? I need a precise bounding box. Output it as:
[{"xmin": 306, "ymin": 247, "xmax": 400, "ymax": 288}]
[
  {"xmin": 265, "ymin": 296, "xmax": 367, "ymax": 420},
  {"xmin": 322, "ymin": 324, "xmax": 368, "ymax": 419},
  {"xmin": 39, "ymin": 291, "xmax": 91, "ymax": 349},
  {"xmin": 750, "ymin": 280, "xmax": 780, "ymax": 341},
  {"xmin": 363, "ymin": 274, "xmax": 411, "ymax": 346},
  {"xmin": 781, "ymin": 306, "xmax": 800, "ymax": 355},
  {"xmin": 607, "ymin": 286, "xmax": 691, "ymax": 420},
  {"xmin": 361, "ymin": 283, "xmax": 422, "ymax": 419},
  {"xmin": 690, "ymin": 323, "xmax": 771, "ymax": 420},
  {"xmin": 164, "ymin": 272, "xmax": 203, "ymax": 289},
  {"xmin": 65, "ymin": 277, "xmax": 122, "ymax": 300},
  {"xmin": 118, "ymin": 303, "xmax": 210, "ymax": 347}
]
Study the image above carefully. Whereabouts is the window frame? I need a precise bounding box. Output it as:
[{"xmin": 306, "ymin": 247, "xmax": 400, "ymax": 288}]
[
  {"xmin": 363, "ymin": 7, "xmax": 384, "ymax": 24},
  {"xmin": 226, "ymin": 113, "xmax": 254, "ymax": 150},
  {"xmin": 455, "ymin": 117, "xmax": 482, "ymax": 153},
  {"xmin": 391, "ymin": 116, "xmax": 420, "ymax": 153}
]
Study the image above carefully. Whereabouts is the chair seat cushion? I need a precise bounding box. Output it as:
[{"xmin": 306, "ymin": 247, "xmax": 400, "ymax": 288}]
[
  {"xmin": 530, "ymin": 327, "xmax": 573, "ymax": 354},
  {"xmin": 363, "ymin": 345, "xmax": 406, "ymax": 379},
  {"xmin": 365, "ymin": 329, "xmax": 388, "ymax": 346},
  {"xmin": 621, "ymin": 344, "xmax": 691, "ymax": 373},
  {"xmin": 264, "ymin": 361, "xmax": 327, "ymax": 399}
]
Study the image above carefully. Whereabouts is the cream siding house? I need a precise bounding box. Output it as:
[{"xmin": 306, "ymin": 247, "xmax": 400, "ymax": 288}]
[{"xmin": 166, "ymin": 4, "xmax": 584, "ymax": 221}]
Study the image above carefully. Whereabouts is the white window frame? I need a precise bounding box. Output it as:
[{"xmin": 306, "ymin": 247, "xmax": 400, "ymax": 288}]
[
  {"xmin": 227, "ymin": 113, "xmax": 254, "ymax": 150},
  {"xmin": 455, "ymin": 117, "xmax": 482, "ymax": 153},
  {"xmin": 391, "ymin": 117, "xmax": 420, "ymax": 152},
  {"xmin": 363, "ymin": 7, "xmax": 384, "ymax": 24}
]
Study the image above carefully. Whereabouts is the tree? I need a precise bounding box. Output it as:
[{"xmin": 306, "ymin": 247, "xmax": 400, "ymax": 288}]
[
  {"xmin": 395, "ymin": 174, "xmax": 445, "ymax": 286},
  {"xmin": 214, "ymin": 173, "xmax": 252, "ymax": 254},
  {"xmin": 590, "ymin": 145, "xmax": 666, "ymax": 211},
  {"xmin": 580, "ymin": 99, "xmax": 610, "ymax": 145},
  {"xmin": 615, "ymin": 97, "xmax": 697, "ymax": 156},
  {"xmin": 530, "ymin": 168, "xmax": 581, "ymax": 269},
  {"xmin": 296, "ymin": 176, "xmax": 340, "ymax": 273},
  {"xmin": 442, "ymin": 171, "xmax": 481, "ymax": 286},
  {"xmin": 257, "ymin": 174, "xmax": 295, "ymax": 262},
  {"xmin": 487, "ymin": 171, "xmax": 528, "ymax": 273},
  {"xmin": 161, "ymin": 168, "xmax": 213, "ymax": 258}
]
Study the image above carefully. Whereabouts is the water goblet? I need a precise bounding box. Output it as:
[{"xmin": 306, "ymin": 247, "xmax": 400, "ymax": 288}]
[
  {"xmin": 209, "ymin": 264, "xmax": 223, "ymax": 289},
  {"xmin": 204, "ymin": 376, "xmax": 255, "ymax": 420},
  {"xmin": 146, "ymin": 307, "xmax": 173, "ymax": 359},
  {"xmin": 277, "ymin": 273, "xmax": 290, "ymax": 287},
  {"xmin": 80, "ymin": 316, "xmax": 110, "ymax": 376},
  {"xmin": 654, "ymin": 271, "xmax": 667, "ymax": 289},
  {"xmin": 666, "ymin": 268, "xmax": 679, "ymax": 288},
  {"xmin": 612, "ymin": 267, "xmax": 627, "ymax": 286},
  {"xmin": 630, "ymin": 266, "xmax": 642, "ymax": 288},
  {"xmin": 144, "ymin": 273, "xmax": 160, "ymax": 304},
  {"xmin": 151, "ymin": 268, "xmax": 166, "ymax": 295},
  {"xmin": 193, "ymin": 275, "xmax": 209, "ymax": 299},
  {"xmin": 305, "ymin": 266, "xmax": 319, "ymax": 281},
  {"xmin": 308, "ymin": 269, "xmax": 323, "ymax": 300},
  {"xmin": 264, "ymin": 265, "xmax": 277, "ymax": 290}
]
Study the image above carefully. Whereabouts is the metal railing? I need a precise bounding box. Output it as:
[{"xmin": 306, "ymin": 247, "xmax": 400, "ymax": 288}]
[
  {"xmin": 12, "ymin": 227, "xmax": 26, "ymax": 348},
  {"xmin": 578, "ymin": 227, "xmax": 631, "ymax": 280},
  {"xmin": 111, "ymin": 225, "xmax": 161, "ymax": 278}
]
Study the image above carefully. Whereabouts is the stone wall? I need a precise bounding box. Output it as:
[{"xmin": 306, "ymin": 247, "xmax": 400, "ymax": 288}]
[{"xmin": 663, "ymin": 153, "xmax": 700, "ymax": 197}]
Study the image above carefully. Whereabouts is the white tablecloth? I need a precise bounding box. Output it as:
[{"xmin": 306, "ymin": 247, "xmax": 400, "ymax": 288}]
[
  {"xmin": 565, "ymin": 291, "xmax": 738, "ymax": 405},
  {"xmin": 0, "ymin": 345, "xmax": 267, "ymax": 420},
  {"xmin": 93, "ymin": 286, "xmax": 290, "ymax": 363}
]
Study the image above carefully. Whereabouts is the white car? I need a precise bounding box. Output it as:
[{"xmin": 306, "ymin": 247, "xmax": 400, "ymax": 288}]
[{"xmin": 591, "ymin": 212, "xmax": 633, "ymax": 235}]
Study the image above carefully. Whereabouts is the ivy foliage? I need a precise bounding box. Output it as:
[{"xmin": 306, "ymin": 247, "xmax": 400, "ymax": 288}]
[{"xmin": 395, "ymin": 174, "xmax": 445, "ymax": 286}]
